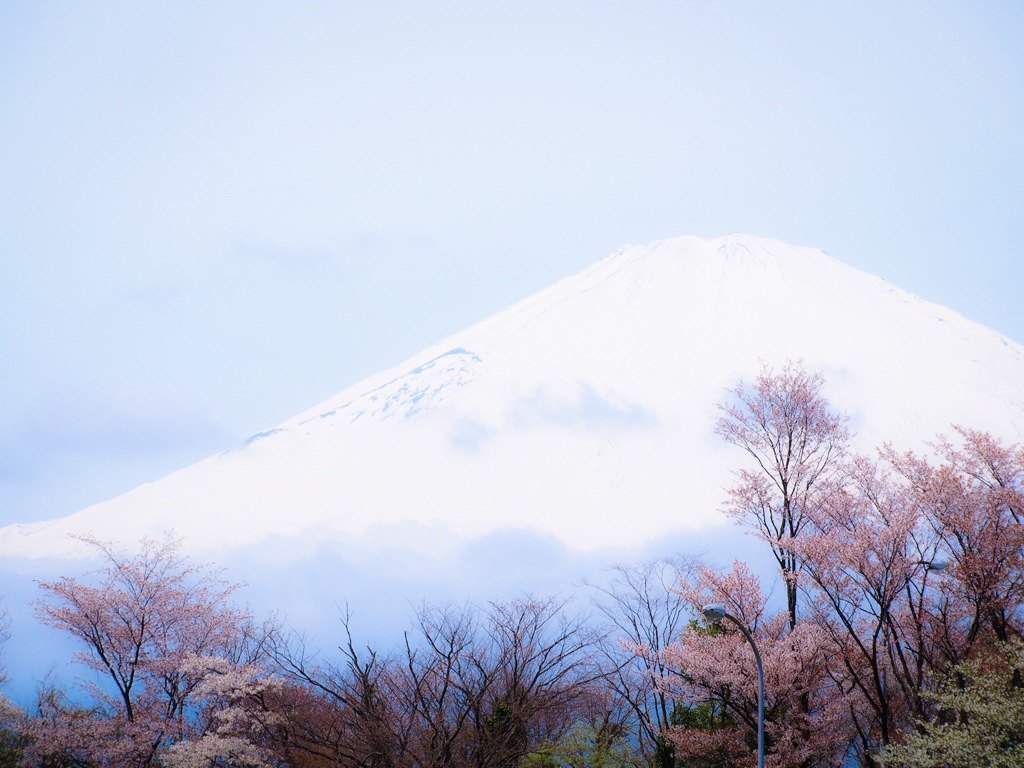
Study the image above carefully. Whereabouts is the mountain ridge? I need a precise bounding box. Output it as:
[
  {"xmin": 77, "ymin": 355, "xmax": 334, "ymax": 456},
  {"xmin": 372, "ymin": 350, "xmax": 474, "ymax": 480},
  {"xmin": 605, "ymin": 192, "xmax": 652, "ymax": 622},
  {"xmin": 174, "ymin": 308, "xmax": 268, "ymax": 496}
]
[{"xmin": 3, "ymin": 234, "xmax": 1022, "ymax": 559}]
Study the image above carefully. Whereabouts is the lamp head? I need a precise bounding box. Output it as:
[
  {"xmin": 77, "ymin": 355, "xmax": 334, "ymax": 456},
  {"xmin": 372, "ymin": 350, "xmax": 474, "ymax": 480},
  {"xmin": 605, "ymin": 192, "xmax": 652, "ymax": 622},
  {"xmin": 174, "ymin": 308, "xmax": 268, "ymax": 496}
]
[
  {"xmin": 702, "ymin": 603, "xmax": 727, "ymax": 622},
  {"xmin": 925, "ymin": 558, "xmax": 948, "ymax": 572}
]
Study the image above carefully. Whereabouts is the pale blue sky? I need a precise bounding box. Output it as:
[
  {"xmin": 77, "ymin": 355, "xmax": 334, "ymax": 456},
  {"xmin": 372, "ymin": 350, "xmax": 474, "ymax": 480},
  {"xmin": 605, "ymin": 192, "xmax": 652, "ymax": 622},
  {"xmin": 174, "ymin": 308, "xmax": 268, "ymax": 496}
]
[{"xmin": 2, "ymin": 1, "xmax": 1022, "ymax": 525}]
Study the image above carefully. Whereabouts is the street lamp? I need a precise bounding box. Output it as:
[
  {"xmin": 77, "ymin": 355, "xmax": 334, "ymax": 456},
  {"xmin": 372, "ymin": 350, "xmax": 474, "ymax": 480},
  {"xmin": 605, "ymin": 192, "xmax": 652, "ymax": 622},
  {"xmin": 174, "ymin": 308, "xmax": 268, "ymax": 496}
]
[{"xmin": 702, "ymin": 603, "xmax": 765, "ymax": 768}]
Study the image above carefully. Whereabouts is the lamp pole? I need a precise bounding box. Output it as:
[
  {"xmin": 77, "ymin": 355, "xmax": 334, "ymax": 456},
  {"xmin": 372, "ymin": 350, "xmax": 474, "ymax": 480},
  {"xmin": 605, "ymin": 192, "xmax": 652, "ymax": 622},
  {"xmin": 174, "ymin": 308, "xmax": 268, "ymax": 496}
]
[{"xmin": 702, "ymin": 603, "xmax": 764, "ymax": 768}]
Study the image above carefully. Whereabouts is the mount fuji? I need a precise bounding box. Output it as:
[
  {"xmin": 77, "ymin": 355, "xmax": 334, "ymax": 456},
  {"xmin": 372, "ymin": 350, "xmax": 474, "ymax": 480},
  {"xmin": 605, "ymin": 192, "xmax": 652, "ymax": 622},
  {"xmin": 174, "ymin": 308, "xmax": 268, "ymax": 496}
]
[{"xmin": 4, "ymin": 234, "xmax": 1024, "ymax": 565}]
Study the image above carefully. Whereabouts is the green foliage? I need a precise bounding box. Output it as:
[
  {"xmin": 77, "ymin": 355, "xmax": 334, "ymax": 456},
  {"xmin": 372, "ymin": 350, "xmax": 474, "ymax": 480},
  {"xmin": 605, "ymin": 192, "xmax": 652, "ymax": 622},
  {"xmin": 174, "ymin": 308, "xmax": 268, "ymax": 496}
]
[
  {"xmin": 669, "ymin": 700, "xmax": 735, "ymax": 732},
  {"xmin": 520, "ymin": 724, "xmax": 645, "ymax": 768},
  {"xmin": 652, "ymin": 733, "xmax": 676, "ymax": 768},
  {"xmin": 0, "ymin": 729, "xmax": 25, "ymax": 768},
  {"xmin": 650, "ymin": 620, "xmax": 733, "ymax": 768},
  {"xmin": 661, "ymin": 700, "xmax": 740, "ymax": 768},
  {"xmin": 485, "ymin": 695, "xmax": 533, "ymax": 766},
  {"xmin": 686, "ymin": 618, "xmax": 723, "ymax": 638},
  {"xmin": 0, "ymin": 699, "xmax": 26, "ymax": 768},
  {"xmin": 879, "ymin": 640, "xmax": 1024, "ymax": 768}
]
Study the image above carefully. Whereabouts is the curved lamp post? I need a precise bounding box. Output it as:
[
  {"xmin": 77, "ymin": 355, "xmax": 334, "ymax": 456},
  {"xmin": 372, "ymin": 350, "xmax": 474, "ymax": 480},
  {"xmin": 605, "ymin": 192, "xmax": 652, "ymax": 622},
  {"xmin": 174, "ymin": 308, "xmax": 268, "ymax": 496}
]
[{"xmin": 702, "ymin": 603, "xmax": 764, "ymax": 768}]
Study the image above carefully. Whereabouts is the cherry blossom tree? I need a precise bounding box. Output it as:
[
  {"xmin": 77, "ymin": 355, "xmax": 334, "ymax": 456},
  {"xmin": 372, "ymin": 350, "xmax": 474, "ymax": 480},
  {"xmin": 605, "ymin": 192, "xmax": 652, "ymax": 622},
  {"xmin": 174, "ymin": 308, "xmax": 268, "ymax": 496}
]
[
  {"xmin": 789, "ymin": 431, "xmax": 1023, "ymax": 763},
  {"xmin": 29, "ymin": 534, "xmax": 262, "ymax": 768},
  {"xmin": 790, "ymin": 454, "xmax": 947, "ymax": 762},
  {"xmin": 886, "ymin": 427, "xmax": 1024, "ymax": 647},
  {"xmin": 657, "ymin": 561, "xmax": 853, "ymax": 768},
  {"xmin": 164, "ymin": 657, "xmax": 283, "ymax": 768},
  {"xmin": 705, "ymin": 365, "xmax": 1024, "ymax": 766},
  {"xmin": 716, "ymin": 360, "xmax": 849, "ymax": 631},
  {"xmin": 0, "ymin": 591, "xmax": 19, "ymax": 766}
]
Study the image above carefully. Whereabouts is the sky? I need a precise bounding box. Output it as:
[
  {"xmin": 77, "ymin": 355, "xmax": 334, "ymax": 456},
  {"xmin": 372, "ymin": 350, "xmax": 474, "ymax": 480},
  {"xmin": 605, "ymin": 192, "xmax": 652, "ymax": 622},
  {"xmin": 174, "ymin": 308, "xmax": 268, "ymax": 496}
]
[{"xmin": 1, "ymin": 1, "xmax": 1023, "ymax": 528}]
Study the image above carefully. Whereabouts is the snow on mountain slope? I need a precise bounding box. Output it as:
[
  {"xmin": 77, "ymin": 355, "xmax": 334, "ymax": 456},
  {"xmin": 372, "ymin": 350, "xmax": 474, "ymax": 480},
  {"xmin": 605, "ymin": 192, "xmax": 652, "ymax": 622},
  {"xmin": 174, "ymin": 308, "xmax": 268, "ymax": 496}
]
[{"xmin": 3, "ymin": 234, "xmax": 1023, "ymax": 559}]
